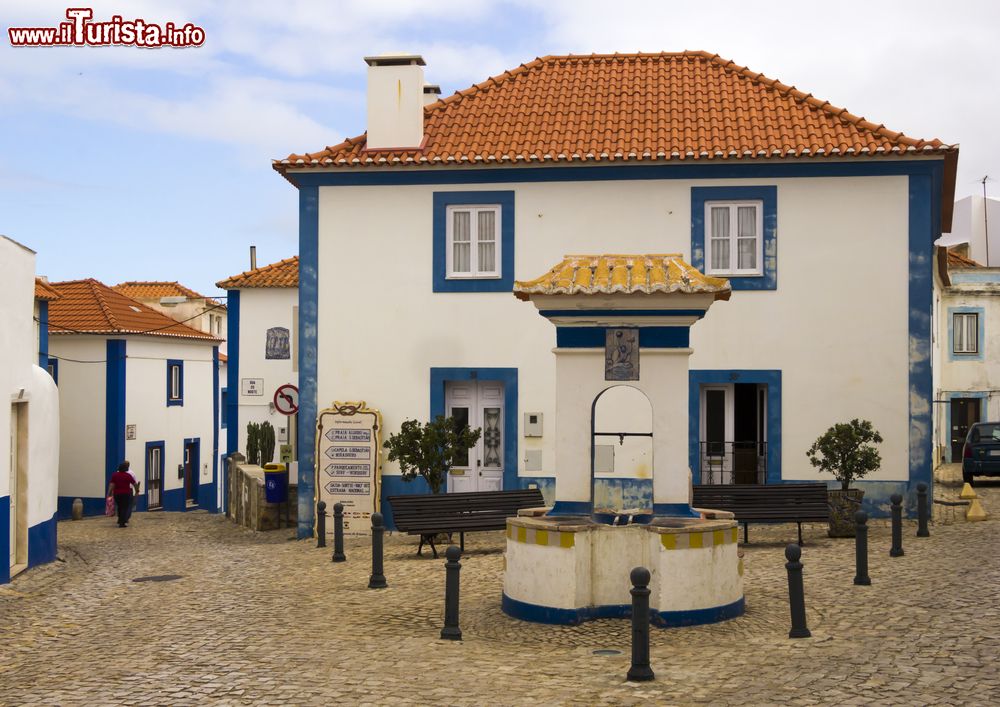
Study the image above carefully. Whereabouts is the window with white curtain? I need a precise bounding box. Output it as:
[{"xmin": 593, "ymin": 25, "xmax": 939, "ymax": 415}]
[
  {"xmin": 953, "ymin": 312, "xmax": 979, "ymax": 354},
  {"xmin": 446, "ymin": 205, "xmax": 500, "ymax": 278},
  {"xmin": 705, "ymin": 201, "xmax": 763, "ymax": 276}
]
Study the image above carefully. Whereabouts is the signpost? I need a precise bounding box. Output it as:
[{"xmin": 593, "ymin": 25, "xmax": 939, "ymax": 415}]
[{"xmin": 316, "ymin": 401, "xmax": 382, "ymax": 539}]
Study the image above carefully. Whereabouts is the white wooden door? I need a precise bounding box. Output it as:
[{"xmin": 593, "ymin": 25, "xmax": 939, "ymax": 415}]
[
  {"xmin": 445, "ymin": 381, "xmax": 504, "ymax": 492},
  {"xmin": 9, "ymin": 405, "xmax": 18, "ymax": 568}
]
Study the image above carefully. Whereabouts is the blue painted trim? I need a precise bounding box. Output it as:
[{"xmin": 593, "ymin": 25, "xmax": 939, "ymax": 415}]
[
  {"xmin": 298, "ymin": 185, "xmax": 319, "ymax": 539},
  {"xmin": 105, "ymin": 340, "xmax": 126, "ymax": 489},
  {"xmin": 287, "ymin": 161, "xmax": 945, "ymax": 200},
  {"xmin": 429, "ymin": 367, "xmax": 518, "ymax": 491},
  {"xmin": 556, "ymin": 326, "xmax": 689, "ymax": 348},
  {"xmin": 547, "ymin": 500, "xmax": 592, "ymax": 516},
  {"xmin": 947, "ymin": 306, "xmax": 985, "ymax": 361},
  {"xmin": 143, "ymin": 440, "xmax": 165, "ymax": 512},
  {"xmin": 225, "ymin": 290, "xmax": 239, "ymax": 455},
  {"xmin": 47, "ymin": 357, "xmax": 58, "ymax": 384},
  {"xmin": 0, "ymin": 496, "xmax": 8, "ymax": 583},
  {"xmin": 501, "ymin": 592, "xmax": 745, "ymax": 627},
  {"xmin": 209, "ymin": 346, "xmax": 219, "ymax": 512},
  {"xmin": 162, "ymin": 487, "xmax": 186, "ymax": 512},
  {"xmin": 185, "ymin": 437, "xmax": 201, "ymax": 511},
  {"xmin": 951, "ymin": 271, "xmax": 1000, "ymax": 284},
  {"xmin": 37, "ymin": 300, "xmax": 49, "ymax": 368},
  {"xmin": 541, "ymin": 309, "xmax": 707, "ymax": 319},
  {"xmin": 57, "ymin": 495, "xmax": 106, "ymax": 519},
  {"xmin": 27, "ymin": 512, "xmax": 57, "ymax": 568},
  {"xmin": 220, "ymin": 387, "xmax": 228, "ymax": 428},
  {"xmin": 944, "ymin": 391, "xmax": 989, "ymax": 463},
  {"xmin": 166, "ymin": 359, "xmax": 184, "ymax": 406},
  {"xmin": 517, "ymin": 476, "xmax": 556, "ymax": 506},
  {"xmin": 908, "ymin": 170, "xmax": 939, "ymax": 491},
  {"xmin": 652, "ymin": 502, "xmax": 701, "ymax": 517},
  {"xmin": 691, "ymin": 186, "xmax": 777, "ymax": 290},
  {"xmin": 381, "ymin": 474, "xmax": 433, "ymax": 530},
  {"xmin": 432, "ymin": 191, "xmax": 515, "ymax": 292},
  {"xmin": 688, "ymin": 370, "xmax": 782, "ymax": 485}
]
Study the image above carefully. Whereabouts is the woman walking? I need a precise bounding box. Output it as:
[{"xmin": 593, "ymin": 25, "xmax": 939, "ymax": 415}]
[{"xmin": 107, "ymin": 461, "xmax": 140, "ymax": 528}]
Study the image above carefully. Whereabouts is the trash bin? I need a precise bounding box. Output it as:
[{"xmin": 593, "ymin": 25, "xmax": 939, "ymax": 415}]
[{"xmin": 263, "ymin": 463, "xmax": 289, "ymax": 504}]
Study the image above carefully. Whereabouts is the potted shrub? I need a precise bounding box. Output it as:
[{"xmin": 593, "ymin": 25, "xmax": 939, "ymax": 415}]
[
  {"xmin": 806, "ymin": 419, "xmax": 883, "ymax": 537},
  {"xmin": 383, "ymin": 415, "xmax": 482, "ymax": 494}
]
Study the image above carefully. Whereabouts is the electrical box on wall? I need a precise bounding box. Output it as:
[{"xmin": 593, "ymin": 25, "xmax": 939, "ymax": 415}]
[
  {"xmin": 524, "ymin": 449, "xmax": 543, "ymax": 472},
  {"xmin": 594, "ymin": 445, "xmax": 615, "ymax": 474},
  {"xmin": 524, "ymin": 412, "xmax": 543, "ymax": 437}
]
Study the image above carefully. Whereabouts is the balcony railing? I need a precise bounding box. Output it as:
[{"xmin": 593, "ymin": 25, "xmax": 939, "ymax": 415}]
[{"xmin": 698, "ymin": 441, "xmax": 767, "ymax": 485}]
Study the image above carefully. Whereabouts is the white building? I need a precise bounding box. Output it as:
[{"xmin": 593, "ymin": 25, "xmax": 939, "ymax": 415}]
[
  {"xmin": 933, "ymin": 248, "xmax": 1000, "ymax": 464},
  {"xmin": 48, "ymin": 279, "xmax": 221, "ymax": 516},
  {"xmin": 272, "ymin": 51, "xmax": 957, "ymax": 534},
  {"xmin": 112, "ymin": 281, "xmax": 228, "ymax": 354},
  {"xmin": 0, "ymin": 236, "xmax": 60, "ymax": 583},
  {"xmin": 216, "ymin": 256, "xmax": 299, "ymax": 475},
  {"xmin": 938, "ymin": 195, "xmax": 1000, "ymax": 267}
]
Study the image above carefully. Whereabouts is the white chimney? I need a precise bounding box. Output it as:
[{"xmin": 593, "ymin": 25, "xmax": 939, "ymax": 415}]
[
  {"xmin": 364, "ymin": 54, "xmax": 426, "ymax": 150},
  {"xmin": 423, "ymin": 84, "xmax": 441, "ymax": 106}
]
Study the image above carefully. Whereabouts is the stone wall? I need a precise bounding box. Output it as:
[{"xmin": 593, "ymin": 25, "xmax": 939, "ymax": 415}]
[{"xmin": 227, "ymin": 456, "xmax": 298, "ymax": 532}]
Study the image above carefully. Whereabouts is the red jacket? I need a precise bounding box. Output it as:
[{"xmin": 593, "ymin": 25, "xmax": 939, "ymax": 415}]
[{"xmin": 110, "ymin": 470, "xmax": 135, "ymax": 495}]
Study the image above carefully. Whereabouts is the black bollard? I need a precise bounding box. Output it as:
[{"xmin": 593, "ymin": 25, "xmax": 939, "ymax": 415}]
[
  {"xmin": 332, "ymin": 502, "xmax": 346, "ymax": 563},
  {"xmin": 441, "ymin": 545, "xmax": 462, "ymax": 641},
  {"xmin": 626, "ymin": 566, "xmax": 655, "ymax": 682},
  {"xmin": 368, "ymin": 512, "xmax": 387, "ymax": 589},
  {"xmin": 316, "ymin": 501, "xmax": 327, "ymax": 548},
  {"xmin": 853, "ymin": 510, "xmax": 871, "ymax": 586},
  {"xmin": 890, "ymin": 493, "xmax": 904, "ymax": 557},
  {"xmin": 785, "ymin": 544, "xmax": 811, "ymax": 638},
  {"xmin": 916, "ymin": 482, "xmax": 930, "ymax": 537}
]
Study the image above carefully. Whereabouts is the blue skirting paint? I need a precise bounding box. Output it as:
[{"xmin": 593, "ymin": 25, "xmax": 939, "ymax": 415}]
[
  {"xmin": 380, "ymin": 475, "xmax": 433, "ymax": 530},
  {"xmin": 652, "ymin": 503, "xmax": 702, "ymax": 518},
  {"xmin": 0, "ymin": 496, "xmax": 8, "ymax": 583},
  {"xmin": 548, "ymin": 500, "xmax": 592, "ymax": 516},
  {"xmin": 57, "ymin": 495, "xmax": 107, "ymax": 519},
  {"xmin": 162, "ymin": 487, "xmax": 186, "ymax": 512},
  {"xmin": 501, "ymin": 592, "xmax": 745, "ymax": 627},
  {"xmin": 28, "ymin": 512, "xmax": 57, "ymax": 568}
]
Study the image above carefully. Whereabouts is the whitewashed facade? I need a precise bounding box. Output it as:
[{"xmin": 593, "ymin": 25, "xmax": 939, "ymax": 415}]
[{"xmin": 0, "ymin": 236, "xmax": 59, "ymax": 582}]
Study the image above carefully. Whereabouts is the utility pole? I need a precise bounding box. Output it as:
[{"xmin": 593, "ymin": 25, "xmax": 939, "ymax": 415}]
[{"xmin": 984, "ymin": 176, "xmax": 991, "ymax": 267}]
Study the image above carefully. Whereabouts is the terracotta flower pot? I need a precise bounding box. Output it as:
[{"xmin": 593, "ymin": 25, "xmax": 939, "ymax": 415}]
[{"xmin": 827, "ymin": 488, "xmax": 864, "ymax": 537}]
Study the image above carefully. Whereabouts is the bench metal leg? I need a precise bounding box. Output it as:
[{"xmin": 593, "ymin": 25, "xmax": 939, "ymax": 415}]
[
  {"xmin": 417, "ymin": 534, "xmax": 440, "ymax": 558},
  {"xmin": 743, "ymin": 522, "xmax": 749, "ymax": 544},
  {"xmin": 460, "ymin": 532, "xmax": 465, "ymax": 552},
  {"xmin": 797, "ymin": 522, "xmax": 804, "ymax": 547},
  {"xmin": 428, "ymin": 535, "xmax": 438, "ymax": 559}
]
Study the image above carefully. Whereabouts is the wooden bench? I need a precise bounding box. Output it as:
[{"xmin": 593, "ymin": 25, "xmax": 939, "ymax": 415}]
[
  {"xmin": 386, "ymin": 488, "xmax": 545, "ymax": 558},
  {"xmin": 692, "ymin": 483, "xmax": 830, "ymax": 545}
]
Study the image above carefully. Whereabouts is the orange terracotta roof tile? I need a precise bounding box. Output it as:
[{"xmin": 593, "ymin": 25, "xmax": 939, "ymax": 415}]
[
  {"xmin": 112, "ymin": 281, "xmax": 225, "ymax": 308},
  {"xmin": 277, "ymin": 51, "xmax": 955, "ymax": 171},
  {"xmin": 514, "ymin": 254, "xmax": 731, "ymax": 301},
  {"xmin": 216, "ymin": 256, "xmax": 298, "ymax": 289},
  {"xmin": 219, "ymin": 352, "xmax": 228, "ymax": 363},
  {"xmin": 48, "ymin": 279, "xmax": 219, "ymax": 341},
  {"xmin": 947, "ymin": 248, "xmax": 981, "ymax": 268},
  {"xmin": 35, "ymin": 278, "xmax": 60, "ymax": 301}
]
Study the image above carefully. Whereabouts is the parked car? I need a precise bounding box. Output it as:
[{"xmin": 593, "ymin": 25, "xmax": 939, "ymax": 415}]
[{"xmin": 962, "ymin": 422, "xmax": 1000, "ymax": 484}]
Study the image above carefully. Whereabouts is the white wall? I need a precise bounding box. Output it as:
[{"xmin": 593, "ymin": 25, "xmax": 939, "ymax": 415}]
[
  {"xmin": 124, "ymin": 337, "xmax": 217, "ymax": 494},
  {"xmin": 235, "ymin": 287, "xmax": 298, "ymax": 459},
  {"xmin": 315, "ymin": 173, "xmax": 913, "ymax": 486},
  {"xmin": 940, "ymin": 195, "xmax": 1000, "ymax": 267}
]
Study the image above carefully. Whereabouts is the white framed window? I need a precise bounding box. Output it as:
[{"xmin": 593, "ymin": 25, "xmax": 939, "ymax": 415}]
[
  {"xmin": 446, "ymin": 205, "xmax": 500, "ymax": 279},
  {"xmin": 705, "ymin": 201, "xmax": 763, "ymax": 276},
  {"xmin": 954, "ymin": 312, "xmax": 979, "ymax": 354}
]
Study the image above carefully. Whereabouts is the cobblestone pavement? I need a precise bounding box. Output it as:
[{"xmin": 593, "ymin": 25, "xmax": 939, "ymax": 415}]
[{"xmin": 1, "ymin": 484, "xmax": 999, "ymax": 705}]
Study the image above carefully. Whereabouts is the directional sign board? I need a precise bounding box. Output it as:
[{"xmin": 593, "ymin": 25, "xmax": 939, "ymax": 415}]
[
  {"xmin": 316, "ymin": 401, "xmax": 381, "ymax": 538},
  {"xmin": 273, "ymin": 384, "xmax": 299, "ymax": 415}
]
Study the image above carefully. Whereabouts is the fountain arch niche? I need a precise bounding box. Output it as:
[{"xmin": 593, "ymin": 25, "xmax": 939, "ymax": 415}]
[
  {"xmin": 591, "ymin": 385, "xmax": 654, "ymax": 521},
  {"xmin": 503, "ymin": 255, "xmax": 745, "ymax": 626}
]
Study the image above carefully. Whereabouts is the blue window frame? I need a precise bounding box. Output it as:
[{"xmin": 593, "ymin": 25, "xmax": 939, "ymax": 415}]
[
  {"xmin": 691, "ymin": 186, "xmax": 777, "ymax": 290},
  {"xmin": 220, "ymin": 387, "xmax": 228, "ymax": 428},
  {"xmin": 47, "ymin": 357, "xmax": 58, "ymax": 384},
  {"xmin": 167, "ymin": 359, "xmax": 184, "ymax": 406},
  {"xmin": 949, "ymin": 306, "xmax": 984, "ymax": 361},
  {"xmin": 432, "ymin": 191, "xmax": 515, "ymax": 292}
]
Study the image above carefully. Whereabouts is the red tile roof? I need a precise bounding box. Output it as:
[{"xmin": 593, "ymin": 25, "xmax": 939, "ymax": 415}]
[
  {"xmin": 277, "ymin": 51, "xmax": 955, "ymax": 170},
  {"xmin": 113, "ymin": 281, "xmax": 225, "ymax": 308},
  {"xmin": 947, "ymin": 248, "xmax": 981, "ymax": 268},
  {"xmin": 35, "ymin": 278, "xmax": 60, "ymax": 301},
  {"xmin": 217, "ymin": 256, "xmax": 298, "ymax": 289},
  {"xmin": 48, "ymin": 279, "xmax": 219, "ymax": 341}
]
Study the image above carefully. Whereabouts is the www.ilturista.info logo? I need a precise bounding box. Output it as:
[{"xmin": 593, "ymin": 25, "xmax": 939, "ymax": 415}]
[{"xmin": 8, "ymin": 8, "xmax": 205, "ymax": 48}]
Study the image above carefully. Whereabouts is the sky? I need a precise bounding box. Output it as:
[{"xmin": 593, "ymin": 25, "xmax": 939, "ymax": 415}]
[{"xmin": 2, "ymin": 0, "xmax": 999, "ymax": 297}]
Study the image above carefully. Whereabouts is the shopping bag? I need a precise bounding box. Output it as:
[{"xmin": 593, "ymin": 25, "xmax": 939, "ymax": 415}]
[{"xmin": 105, "ymin": 496, "xmax": 115, "ymax": 517}]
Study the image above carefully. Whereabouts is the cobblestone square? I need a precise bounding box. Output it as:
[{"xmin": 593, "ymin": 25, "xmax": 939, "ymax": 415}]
[{"xmin": 1, "ymin": 484, "xmax": 998, "ymax": 705}]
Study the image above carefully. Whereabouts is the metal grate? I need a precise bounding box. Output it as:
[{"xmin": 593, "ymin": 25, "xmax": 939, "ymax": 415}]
[{"xmin": 132, "ymin": 575, "xmax": 183, "ymax": 583}]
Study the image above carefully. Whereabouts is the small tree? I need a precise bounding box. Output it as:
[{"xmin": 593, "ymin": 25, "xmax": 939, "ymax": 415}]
[
  {"xmin": 260, "ymin": 421, "xmax": 276, "ymax": 465},
  {"xmin": 806, "ymin": 419, "xmax": 883, "ymax": 491},
  {"xmin": 247, "ymin": 422, "xmax": 261, "ymax": 466},
  {"xmin": 383, "ymin": 415, "xmax": 482, "ymax": 494}
]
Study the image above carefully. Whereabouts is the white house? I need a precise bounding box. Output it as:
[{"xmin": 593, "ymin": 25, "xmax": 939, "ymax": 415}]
[
  {"xmin": 938, "ymin": 195, "xmax": 1000, "ymax": 267},
  {"xmin": 48, "ymin": 279, "xmax": 221, "ymax": 516},
  {"xmin": 272, "ymin": 51, "xmax": 957, "ymax": 534},
  {"xmin": 216, "ymin": 256, "xmax": 299, "ymax": 472},
  {"xmin": 933, "ymin": 248, "xmax": 1000, "ymax": 465},
  {"xmin": 112, "ymin": 281, "xmax": 228, "ymax": 354},
  {"xmin": 0, "ymin": 235, "xmax": 60, "ymax": 583}
]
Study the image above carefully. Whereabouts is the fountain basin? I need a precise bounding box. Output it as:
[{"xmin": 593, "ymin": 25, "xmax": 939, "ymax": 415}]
[{"xmin": 503, "ymin": 514, "xmax": 744, "ymax": 626}]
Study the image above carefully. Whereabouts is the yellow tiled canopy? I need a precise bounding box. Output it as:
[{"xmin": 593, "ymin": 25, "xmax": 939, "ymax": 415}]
[{"xmin": 513, "ymin": 254, "xmax": 731, "ymax": 301}]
